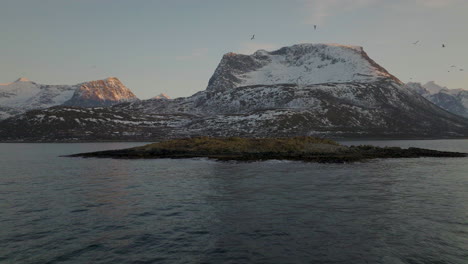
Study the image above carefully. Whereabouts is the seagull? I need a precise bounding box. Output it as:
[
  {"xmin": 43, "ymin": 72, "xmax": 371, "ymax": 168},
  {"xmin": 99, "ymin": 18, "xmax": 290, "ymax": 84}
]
[
  {"xmin": 314, "ymin": 25, "xmax": 317, "ymax": 30},
  {"xmin": 251, "ymin": 34, "xmax": 255, "ymax": 40},
  {"xmin": 450, "ymin": 65, "xmax": 456, "ymax": 68},
  {"xmin": 442, "ymin": 44, "xmax": 445, "ymax": 48},
  {"xmin": 412, "ymin": 40, "xmax": 419, "ymax": 45}
]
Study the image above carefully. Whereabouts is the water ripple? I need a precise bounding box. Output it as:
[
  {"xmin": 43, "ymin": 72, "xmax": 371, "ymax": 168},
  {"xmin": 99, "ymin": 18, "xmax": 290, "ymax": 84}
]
[{"xmin": 0, "ymin": 141, "xmax": 467, "ymax": 263}]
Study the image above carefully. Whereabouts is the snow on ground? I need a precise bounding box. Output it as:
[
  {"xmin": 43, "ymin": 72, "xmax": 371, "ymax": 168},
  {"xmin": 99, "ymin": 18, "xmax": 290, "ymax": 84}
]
[
  {"xmin": 238, "ymin": 44, "xmax": 393, "ymax": 87},
  {"xmin": 0, "ymin": 78, "xmax": 77, "ymax": 119},
  {"xmin": 0, "ymin": 79, "xmax": 42, "ymax": 107}
]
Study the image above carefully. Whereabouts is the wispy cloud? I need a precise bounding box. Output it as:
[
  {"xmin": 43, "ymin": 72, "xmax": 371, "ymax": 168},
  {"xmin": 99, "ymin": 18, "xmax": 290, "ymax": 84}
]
[
  {"xmin": 175, "ymin": 48, "xmax": 208, "ymax": 61},
  {"xmin": 236, "ymin": 42, "xmax": 279, "ymax": 55},
  {"xmin": 302, "ymin": 0, "xmax": 461, "ymax": 24}
]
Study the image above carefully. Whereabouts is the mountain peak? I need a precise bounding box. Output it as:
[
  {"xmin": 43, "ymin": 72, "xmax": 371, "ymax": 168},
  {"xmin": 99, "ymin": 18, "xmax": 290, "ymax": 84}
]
[
  {"xmin": 99, "ymin": 77, "xmax": 122, "ymax": 85},
  {"xmin": 423, "ymin": 81, "xmax": 447, "ymax": 94},
  {"xmin": 153, "ymin": 93, "xmax": 170, "ymax": 100},
  {"xmin": 105, "ymin": 77, "xmax": 120, "ymax": 81},
  {"xmin": 268, "ymin": 43, "xmax": 363, "ymax": 55},
  {"xmin": 64, "ymin": 77, "xmax": 138, "ymax": 107},
  {"xmin": 15, "ymin": 77, "xmax": 31, "ymax": 82}
]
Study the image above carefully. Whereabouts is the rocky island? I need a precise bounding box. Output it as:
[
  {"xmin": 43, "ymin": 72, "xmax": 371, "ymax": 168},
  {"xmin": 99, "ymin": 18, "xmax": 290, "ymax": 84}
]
[{"xmin": 67, "ymin": 137, "xmax": 467, "ymax": 163}]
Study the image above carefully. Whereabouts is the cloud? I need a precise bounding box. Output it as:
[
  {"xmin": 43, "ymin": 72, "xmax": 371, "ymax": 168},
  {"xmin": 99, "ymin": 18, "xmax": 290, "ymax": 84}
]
[
  {"xmin": 175, "ymin": 48, "xmax": 208, "ymax": 61},
  {"xmin": 236, "ymin": 42, "xmax": 279, "ymax": 55}
]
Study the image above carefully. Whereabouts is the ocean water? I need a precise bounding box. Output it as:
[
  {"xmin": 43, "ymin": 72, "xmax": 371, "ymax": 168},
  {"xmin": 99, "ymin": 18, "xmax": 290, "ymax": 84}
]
[{"xmin": 0, "ymin": 140, "xmax": 467, "ymax": 264}]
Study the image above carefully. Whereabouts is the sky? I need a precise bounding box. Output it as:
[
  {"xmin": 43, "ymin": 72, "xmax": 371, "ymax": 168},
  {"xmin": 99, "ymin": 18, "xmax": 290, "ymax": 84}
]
[{"xmin": 0, "ymin": 0, "xmax": 467, "ymax": 99}]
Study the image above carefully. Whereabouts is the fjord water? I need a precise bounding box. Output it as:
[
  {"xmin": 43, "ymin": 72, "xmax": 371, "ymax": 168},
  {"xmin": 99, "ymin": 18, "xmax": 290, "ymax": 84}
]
[{"xmin": 1, "ymin": 141, "xmax": 467, "ymax": 264}]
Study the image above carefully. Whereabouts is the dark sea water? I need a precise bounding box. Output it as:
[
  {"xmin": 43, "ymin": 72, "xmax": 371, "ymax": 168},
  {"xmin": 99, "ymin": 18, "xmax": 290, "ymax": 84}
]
[{"xmin": 1, "ymin": 140, "xmax": 467, "ymax": 264}]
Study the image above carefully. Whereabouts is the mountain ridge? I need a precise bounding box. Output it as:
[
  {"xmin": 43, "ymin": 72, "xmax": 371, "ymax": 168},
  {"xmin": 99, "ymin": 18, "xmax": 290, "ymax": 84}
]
[
  {"xmin": 406, "ymin": 81, "xmax": 468, "ymax": 118},
  {"xmin": 1, "ymin": 43, "xmax": 467, "ymax": 141}
]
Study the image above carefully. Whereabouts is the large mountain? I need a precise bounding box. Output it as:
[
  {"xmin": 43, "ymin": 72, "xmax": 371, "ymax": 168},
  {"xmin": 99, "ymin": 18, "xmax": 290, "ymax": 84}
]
[
  {"xmin": 206, "ymin": 44, "xmax": 400, "ymax": 93},
  {"xmin": 0, "ymin": 77, "xmax": 137, "ymax": 119},
  {"xmin": 406, "ymin": 81, "xmax": 468, "ymax": 118},
  {"xmin": 1, "ymin": 44, "xmax": 467, "ymax": 141}
]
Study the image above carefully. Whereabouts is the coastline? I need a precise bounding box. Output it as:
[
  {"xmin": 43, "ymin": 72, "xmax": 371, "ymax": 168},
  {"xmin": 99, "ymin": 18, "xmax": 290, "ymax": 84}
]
[{"xmin": 65, "ymin": 137, "xmax": 468, "ymax": 163}]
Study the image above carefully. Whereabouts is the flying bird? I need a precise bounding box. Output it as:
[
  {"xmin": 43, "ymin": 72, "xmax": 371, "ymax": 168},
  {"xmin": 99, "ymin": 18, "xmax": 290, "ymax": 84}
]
[
  {"xmin": 412, "ymin": 40, "xmax": 419, "ymax": 45},
  {"xmin": 460, "ymin": 69, "xmax": 464, "ymax": 71},
  {"xmin": 251, "ymin": 34, "xmax": 255, "ymax": 40},
  {"xmin": 314, "ymin": 25, "xmax": 317, "ymax": 30},
  {"xmin": 442, "ymin": 44, "xmax": 445, "ymax": 48},
  {"xmin": 450, "ymin": 65, "xmax": 456, "ymax": 68}
]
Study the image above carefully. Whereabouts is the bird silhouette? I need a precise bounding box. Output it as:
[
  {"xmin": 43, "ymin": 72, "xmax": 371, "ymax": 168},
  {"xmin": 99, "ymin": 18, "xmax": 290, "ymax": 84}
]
[
  {"xmin": 251, "ymin": 34, "xmax": 255, "ymax": 40},
  {"xmin": 314, "ymin": 25, "xmax": 317, "ymax": 30},
  {"xmin": 442, "ymin": 44, "xmax": 446, "ymax": 48},
  {"xmin": 412, "ymin": 40, "xmax": 419, "ymax": 45},
  {"xmin": 460, "ymin": 69, "xmax": 464, "ymax": 71}
]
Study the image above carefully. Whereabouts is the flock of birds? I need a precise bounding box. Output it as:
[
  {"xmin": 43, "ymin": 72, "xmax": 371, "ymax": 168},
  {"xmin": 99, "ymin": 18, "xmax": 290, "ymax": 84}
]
[
  {"xmin": 405, "ymin": 40, "xmax": 462, "ymax": 74},
  {"xmin": 250, "ymin": 26, "xmax": 463, "ymax": 80}
]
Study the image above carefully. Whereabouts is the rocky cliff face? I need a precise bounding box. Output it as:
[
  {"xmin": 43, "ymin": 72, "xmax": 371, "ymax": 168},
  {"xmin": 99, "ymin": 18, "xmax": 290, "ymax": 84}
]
[
  {"xmin": 64, "ymin": 77, "xmax": 138, "ymax": 107},
  {"xmin": 0, "ymin": 77, "xmax": 138, "ymax": 119},
  {"xmin": 1, "ymin": 44, "xmax": 467, "ymax": 141}
]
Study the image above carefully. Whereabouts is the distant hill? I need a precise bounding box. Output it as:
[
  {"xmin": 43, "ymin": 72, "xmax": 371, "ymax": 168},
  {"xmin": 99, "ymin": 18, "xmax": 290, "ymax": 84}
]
[{"xmin": 406, "ymin": 81, "xmax": 468, "ymax": 118}]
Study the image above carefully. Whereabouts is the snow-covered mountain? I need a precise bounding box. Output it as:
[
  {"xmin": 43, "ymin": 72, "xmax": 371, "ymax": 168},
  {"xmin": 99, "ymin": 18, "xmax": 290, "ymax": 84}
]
[
  {"xmin": 406, "ymin": 82, "xmax": 468, "ymax": 118},
  {"xmin": 0, "ymin": 77, "xmax": 138, "ymax": 119},
  {"xmin": 1, "ymin": 44, "xmax": 467, "ymax": 141},
  {"xmin": 206, "ymin": 43, "xmax": 401, "ymax": 93},
  {"xmin": 0, "ymin": 78, "xmax": 76, "ymax": 119}
]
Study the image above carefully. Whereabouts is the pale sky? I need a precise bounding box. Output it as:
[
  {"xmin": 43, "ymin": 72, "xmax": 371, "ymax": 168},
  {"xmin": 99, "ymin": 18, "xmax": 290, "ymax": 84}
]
[{"xmin": 1, "ymin": 0, "xmax": 467, "ymax": 98}]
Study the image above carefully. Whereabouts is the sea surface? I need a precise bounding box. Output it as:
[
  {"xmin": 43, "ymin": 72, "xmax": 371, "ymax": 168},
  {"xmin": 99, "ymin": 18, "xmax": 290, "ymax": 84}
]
[{"xmin": 1, "ymin": 140, "xmax": 467, "ymax": 264}]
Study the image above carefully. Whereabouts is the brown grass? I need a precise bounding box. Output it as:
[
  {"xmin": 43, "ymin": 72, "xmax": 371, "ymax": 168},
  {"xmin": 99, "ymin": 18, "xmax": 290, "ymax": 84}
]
[{"xmin": 138, "ymin": 136, "xmax": 341, "ymax": 154}]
